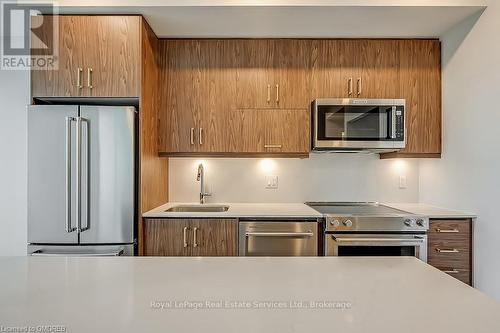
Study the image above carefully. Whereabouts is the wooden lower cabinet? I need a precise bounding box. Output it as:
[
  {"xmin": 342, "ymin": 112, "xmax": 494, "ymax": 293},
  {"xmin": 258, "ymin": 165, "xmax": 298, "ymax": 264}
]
[
  {"xmin": 427, "ymin": 219, "xmax": 473, "ymax": 285},
  {"xmin": 144, "ymin": 219, "xmax": 237, "ymax": 256}
]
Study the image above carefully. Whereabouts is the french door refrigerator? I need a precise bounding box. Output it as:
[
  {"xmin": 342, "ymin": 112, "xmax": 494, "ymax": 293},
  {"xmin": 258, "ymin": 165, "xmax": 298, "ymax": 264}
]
[{"xmin": 28, "ymin": 105, "xmax": 136, "ymax": 256}]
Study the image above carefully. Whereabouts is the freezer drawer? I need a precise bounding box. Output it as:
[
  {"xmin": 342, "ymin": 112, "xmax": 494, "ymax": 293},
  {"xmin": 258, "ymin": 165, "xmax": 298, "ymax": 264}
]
[{"xmin": 239, "ymin": 221, "xmax": 318, "ymax": 256}]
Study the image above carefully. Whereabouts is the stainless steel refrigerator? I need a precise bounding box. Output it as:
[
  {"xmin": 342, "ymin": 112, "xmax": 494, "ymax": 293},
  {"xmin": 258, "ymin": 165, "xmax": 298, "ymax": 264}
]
[{"xmin": 27, "ymin": 105, "xmax": 136, "ymax": 256}]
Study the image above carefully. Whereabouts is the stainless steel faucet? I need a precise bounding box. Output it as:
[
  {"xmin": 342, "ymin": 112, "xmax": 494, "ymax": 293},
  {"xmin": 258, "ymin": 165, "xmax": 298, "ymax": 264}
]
[{"xmin": 196, "ymin": 164, "xmax": 211, "ymax": 204}]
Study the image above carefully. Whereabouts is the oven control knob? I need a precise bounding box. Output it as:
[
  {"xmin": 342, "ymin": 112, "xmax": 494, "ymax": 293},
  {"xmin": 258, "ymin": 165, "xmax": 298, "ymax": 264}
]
[
  {"xmin": 330, "ymin": 219, "xmax": 340, "ymax": 227},
  {"xmin": 404, "ymin": 219, "xmax": 414, "ymax": 227},
  {"xmin": 343, "ymin": 220, "xmax": 353, "ymax": 228},
  {"xmin": 416, "ymin": 219, "xmax": 425, "ymax": 227}
]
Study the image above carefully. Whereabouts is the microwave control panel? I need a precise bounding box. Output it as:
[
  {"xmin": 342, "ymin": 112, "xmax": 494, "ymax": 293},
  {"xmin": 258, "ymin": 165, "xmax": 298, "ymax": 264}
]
[{"xmin": 394, "ymin": 109, "xmax": 404, "ymax": 140}]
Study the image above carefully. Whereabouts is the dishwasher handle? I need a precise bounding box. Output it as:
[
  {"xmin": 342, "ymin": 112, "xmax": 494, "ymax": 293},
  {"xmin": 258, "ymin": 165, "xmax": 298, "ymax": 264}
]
[{"xmin": 246, "ymin": 231, "xmax": 314, "ymax": 237}]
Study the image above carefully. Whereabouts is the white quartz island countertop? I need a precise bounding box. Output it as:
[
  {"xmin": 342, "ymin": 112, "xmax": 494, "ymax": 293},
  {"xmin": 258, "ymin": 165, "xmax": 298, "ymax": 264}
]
[
  {"xmin": 143, "ymin": 202, "xmax": 323, "ymax": 218},
  {"xmin": 1, "ymin": 257, "xmax": 499, "ymax": 333}
]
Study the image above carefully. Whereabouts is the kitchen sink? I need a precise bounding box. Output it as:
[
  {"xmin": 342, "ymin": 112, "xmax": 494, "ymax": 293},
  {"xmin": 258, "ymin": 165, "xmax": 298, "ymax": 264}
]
[{"xmin": 165, "ymin": 205, "xmax": 230, "ymax": 213}]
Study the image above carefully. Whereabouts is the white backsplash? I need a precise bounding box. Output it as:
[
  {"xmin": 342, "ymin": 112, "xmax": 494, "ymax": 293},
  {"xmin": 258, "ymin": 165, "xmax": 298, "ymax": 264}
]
[{"xmin": 169, "ymin": 154, "xmax": 419, "ymax": 203}]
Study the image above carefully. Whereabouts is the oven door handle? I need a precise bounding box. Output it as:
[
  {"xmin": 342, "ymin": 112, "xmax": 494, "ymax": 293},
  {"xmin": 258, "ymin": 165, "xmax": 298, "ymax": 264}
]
[
  {"xmin": 332, "ymin": 236, "xmax": 425, "ymax": 243},
  {"xmin": 246, "ymin": 231, "xmax": 314, "ymax": 237}
]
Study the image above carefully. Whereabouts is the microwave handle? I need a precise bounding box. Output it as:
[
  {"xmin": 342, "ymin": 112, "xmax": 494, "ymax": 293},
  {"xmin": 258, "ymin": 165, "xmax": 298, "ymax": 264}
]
[{"xmin": 391, "ymin": 106, "xmax": 397, "ymax": 139}]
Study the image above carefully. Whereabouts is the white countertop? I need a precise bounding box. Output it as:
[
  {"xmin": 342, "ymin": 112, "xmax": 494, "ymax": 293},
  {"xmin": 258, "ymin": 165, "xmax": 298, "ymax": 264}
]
[
  {"xmin": 385, "ymin": 203, "xmax": 477, "ymax": 219},
  {"xmin": 143, "ymin": 202, "xmax": 476, "ymax": 219},
  {"xmin": 143, "ymin": 202, "xmax": 323, "ymax": 219},
  {"xmin": 1, "ymin": 257, "xmax": 499, "ymax": 333}
]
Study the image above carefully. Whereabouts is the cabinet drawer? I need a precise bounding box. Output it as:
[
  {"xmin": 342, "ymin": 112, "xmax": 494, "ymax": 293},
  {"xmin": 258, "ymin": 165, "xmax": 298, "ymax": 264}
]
[
  {"xmin": 428, "ymin": 240, "xmax": 470, "ymax": 268},
  {"xmin": 428, "ymin": 220, "xmax": 471, "ymax": 237},
  {"xmin": 436, "ymin": 267, "xmax": 471, "ymax": 285}
]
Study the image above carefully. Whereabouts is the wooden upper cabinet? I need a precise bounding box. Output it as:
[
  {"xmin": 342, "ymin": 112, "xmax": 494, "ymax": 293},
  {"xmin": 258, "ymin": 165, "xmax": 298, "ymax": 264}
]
[
  {"xmin": 310, "ymin": 40, "xmax": 343, "ymax": 99},
  {"xmin": 235, "ymin": 40, "xmax": 276, "ymax": 109},
  {"xmin": 236, "ymin": 109, "xmax": 310, "ymax": 154},
  {"xmin": 274, "ymin": 40, "xmax": 312, "ymax": 109},
  {"xmin": 31, "ymin": 16, "xmax": 141, "ymax": 98},
  {"xmin": 84, "ymin": 16, "xmax": 141, "ymax": 97},
  {"xmin": 382, "ymin": 40, "xmax": 442, "ymax": 158},
  {"xmin": 31, "ymin": 16, "xmax": 85, "ymax": 97},
  {"xmin": 356, "ymin": 40, "xmax": 400, "ymax": 99},
  {"xmin": 338, "ymin": 40, "xmax": 399, "ymax": 99},
  {"xmin": 235, "ymin": 40, "xmax": 311, "ymax": 110},
  {"xmin": 160, "ymin": 40, "xmax": 201, "ymax": 153}
]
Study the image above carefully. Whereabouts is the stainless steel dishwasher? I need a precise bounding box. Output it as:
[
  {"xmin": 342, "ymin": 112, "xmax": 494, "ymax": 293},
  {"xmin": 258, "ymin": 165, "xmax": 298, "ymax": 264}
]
[{"xmin": 238, "ymin": 220, "xmax": 319, "ymax": 256}]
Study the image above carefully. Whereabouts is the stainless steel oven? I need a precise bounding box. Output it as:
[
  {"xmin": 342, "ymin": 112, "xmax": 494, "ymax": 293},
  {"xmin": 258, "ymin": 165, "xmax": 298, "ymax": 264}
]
[
  {"xmin": 325, "ymin": 234, "xmax": 427, "ymax": 261},
  {"xmin": 312, "ymin": 98, "xmax": 405, "ymax": 152},
  {"xmin": 307, "ymin": 202, "xmax": 429, "ymax": 262},
  {"xmin": 239, "ymin": 220, "xmax": 319, "ymax": 256}
]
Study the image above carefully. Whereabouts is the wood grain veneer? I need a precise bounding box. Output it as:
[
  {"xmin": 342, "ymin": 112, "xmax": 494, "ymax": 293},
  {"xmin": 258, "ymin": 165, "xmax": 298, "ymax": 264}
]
[
  {"xmin": 427, "ymin": 219, "xmax": 473, "ymax": 285},
  {"xmin": 138, "ymin": 19, "xmax": 168, "ymax": 255}
]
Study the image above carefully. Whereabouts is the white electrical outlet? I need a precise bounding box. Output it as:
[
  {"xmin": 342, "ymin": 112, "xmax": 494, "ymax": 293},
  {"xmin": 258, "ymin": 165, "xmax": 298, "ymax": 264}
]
[
  {"xmin": 265, "ymin": 175, "xmax": 278, "ymax": 189},
  {"xmin": 399, "ymin": 175, "xmax": 407, "ymax": 189}
]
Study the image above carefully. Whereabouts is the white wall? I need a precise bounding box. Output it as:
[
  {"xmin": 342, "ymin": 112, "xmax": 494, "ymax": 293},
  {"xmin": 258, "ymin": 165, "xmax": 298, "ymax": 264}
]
[
  {"xmin": 169, "ymin": 155, "xmax": 419, "ymax": 203},
  {"xmin": 419, "ymin": 1, "xmax": 500, "ymax": 300},
  {"xmin": 0, "ymin": 69, "xmax": 29, "ymax": 256}
]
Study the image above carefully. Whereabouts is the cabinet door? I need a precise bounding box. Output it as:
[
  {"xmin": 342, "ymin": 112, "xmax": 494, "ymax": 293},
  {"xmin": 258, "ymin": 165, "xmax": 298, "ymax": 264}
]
[
  {"xmin": 192, "ymin": 219, "xmax": 237, "ymax": 256},
  {"xmin": 160, "ymin": 40, "xmax": 201, "ymax": 153},
  {"xmin": 144, "ymin": 219, "xmax": 192, "ymax": 256},
  {"xmin": 235, "ymin": 40, "xmax": 276, "ymax": 109},
  {"xmin": 274, "ymin": 40, "xmax": 312, "ymax": 109},
  {"xmin": 236, "ymin": 109, "xmax": 309, "ymax": 154},
  {"xmin": 197, "ymin": 40, "xmax": 237, "ymax": 153},
  {"xmin": 84, "ymin": 16, "xmax": 141, "ymax": 97},
  {"xmin": 31, "ymin": 16, "xmax": 85, "ymax": 97},
  {"xmin": 356, "ymin": 40, "xmax": 400, "ymax": 98},
  {"xmin": 310, "ymin": 40, "xmax": 344, "ymax": 100},
  {"xmin": 397, "ymin": 40, "xmax": 441, "ymax": 156}
]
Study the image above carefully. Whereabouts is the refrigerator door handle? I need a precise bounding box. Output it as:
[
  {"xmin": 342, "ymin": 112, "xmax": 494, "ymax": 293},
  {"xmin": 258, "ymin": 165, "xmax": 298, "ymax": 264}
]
[
  {"xmin": 65, "ymin": 117, "xmax": 76, "ymax": 233},
  {"xmin": 80, "ymin": 117, "xmax": 90, "ymax": 232},
  {"xmin": 31, "ymin": 249, "xmax": 124, "ymax": 256}
]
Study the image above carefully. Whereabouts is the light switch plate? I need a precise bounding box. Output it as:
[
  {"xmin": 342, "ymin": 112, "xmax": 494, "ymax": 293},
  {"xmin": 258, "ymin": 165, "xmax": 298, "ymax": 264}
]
[
  {"xmin": 399, "ymin": 175, "xmax": 407, "ymax": 189},
  {"xmin": 265, "ymin": 175, "xmax": 278, "ymax": 189}
]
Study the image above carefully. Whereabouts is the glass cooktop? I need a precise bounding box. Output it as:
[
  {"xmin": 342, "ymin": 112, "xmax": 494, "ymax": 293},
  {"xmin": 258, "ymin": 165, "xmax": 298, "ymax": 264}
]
[{"xmin": 306, "ymin": 202, "xmax": 410, "ymax": 216}]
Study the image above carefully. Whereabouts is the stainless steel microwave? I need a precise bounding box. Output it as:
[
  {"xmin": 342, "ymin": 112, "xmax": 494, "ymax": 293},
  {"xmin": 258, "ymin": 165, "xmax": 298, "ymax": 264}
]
[{"xmin": 312, "ymin": 98, "xmax": 406, "ymax": 152}]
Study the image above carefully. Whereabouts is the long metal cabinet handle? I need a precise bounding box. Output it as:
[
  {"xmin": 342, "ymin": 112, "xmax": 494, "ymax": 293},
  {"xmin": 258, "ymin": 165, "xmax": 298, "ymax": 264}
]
[
  {"xmin": 264, "ymin": 144, "xmax": 282, "ymax": 149},
  {"xmin": 267, "ymin": 84, "xmax": 271, "ymax": 103},
  {"xmin": 199, "ymin": 128, "xmax": 203, "ymax": 145},
  {"xmin": 87, "ymin": 68, "xmax": 93, "ymax": 89},
  {"xmin": 65, "ymin": 117, "xmax": 76, "ymax": 233},
  {"xmin": 76, "ymin": 68, "xmax": 83, "ymax": 89},
  {"xmin": 442, "ymin": 269, "xmax": 460, "ymax": 274},
  {"xmin": 276, "ymin": 84, "xmax": 279, "ymax": 103},
  {"xmin": 183, "ymin": 227, "xmax": 188, "ymax": 248},
  {"xmin": 75, "ymin": 116, "xmax": 82, "ymax": 232},
  {"xmin": 190, "ymin": 128, "xmax": 195, "ymax": 145},
  {"xmin": 348, "ymin": 78, "xmax": 353, "ymax": 95},
  {"xmin": 80, "ymin": 118, "xmax": 90, "ymax": 232},
  {"xmin": 357, "ymin": 77, "xmax": 362, "ymax": 95},
  {"xmin": 193, "ymin": 227, "xmax": 198, "ymax": 247},
  {"xmin": 436, "ymin": 228, "xmax": 460, "ymax": 233},
  {"xmin": 333, "ymin": 237, "xmax": 425, "ymax": 243},
  {"xmin": 246, "ymin": 231, "xmax": 314, "ymax": 237},
  {"xmin": 436, "ymin": 248, "xmax": 459, "ymax": 253}
]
